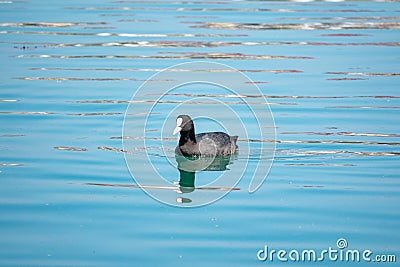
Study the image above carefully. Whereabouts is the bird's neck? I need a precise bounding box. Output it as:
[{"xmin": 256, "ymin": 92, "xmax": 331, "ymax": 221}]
[{"xmin": 179, "ymin": 129, "xmax": 196, "ymax": 146}]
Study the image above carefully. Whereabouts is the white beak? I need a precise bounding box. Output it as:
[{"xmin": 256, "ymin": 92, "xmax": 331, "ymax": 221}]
[
  {"xmin": 173, "ymin": 117, "xmax": 183, "ymax": 135},
  {"xmin": 173, "ymin": 126, "xmax": 182, "ymax": 135}
]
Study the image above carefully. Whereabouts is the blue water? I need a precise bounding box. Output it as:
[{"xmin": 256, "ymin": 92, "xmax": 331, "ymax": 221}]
[{"xmin": 1, "ymin": 0, "xmax": 399, "ymax": 266}]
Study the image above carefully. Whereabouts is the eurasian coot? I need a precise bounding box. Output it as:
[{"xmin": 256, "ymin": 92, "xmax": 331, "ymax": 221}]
[{"xmin": 173, "ymin": 115, "xmax": 238, "ymax": 157}]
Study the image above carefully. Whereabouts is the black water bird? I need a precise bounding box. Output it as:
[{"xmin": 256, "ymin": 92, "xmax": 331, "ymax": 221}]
[{"xmin": 173, "ymin": 115, "xmax": 238, "ymax": 157}]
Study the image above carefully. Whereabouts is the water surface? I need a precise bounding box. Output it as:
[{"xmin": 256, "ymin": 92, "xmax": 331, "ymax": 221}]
[{"xmin": 0, "ymin": 0, "xmax": 399, "ymax": 266}]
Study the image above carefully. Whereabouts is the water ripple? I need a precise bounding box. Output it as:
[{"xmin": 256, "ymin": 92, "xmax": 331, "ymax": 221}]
[
  {"xmin": 0, "ymin": 22, "xmax": 107, "ymax": 27},
  {"xmin": 0, "ymin": 99, "xmax": 20, "ymax": 102},
  {"xmin": 0, "ymin": 163, "xmax": 24, "ymax": 166},
  {"xmin": 281, "ymin": 131, "xmax": 400, "ymax": 138},
  {"xmin": 67, "ymin": 112, "xmax": 122, "ymax": 116},
  {"xmin": 326, "ymin": 71, "xmax": 400, "ymax": 77},
  {"xmin": 29, "ymin": 67, "xmax": 303, "ymax": 74},
  {"xmin": 193, "ymin": 21, "xmax": 400, "ymax": 30},
  {"xmin": 73, "ymin": 95, "xmax": 400, "ymax": 104},
  {"xmin": 0, "ymin": 111, "xmax": 54, "ymax": 115},
  {"xmin": 326, "ymin": 105, "xmax": 400, "ymax": 109},
  {"xmin": 0, "ymin": 134, "xmax": 25, "ymax": 137},
  {"xmin": 64, "ymin": 7, "xmax": 396, "ymax": 14},
  {"xmin": 0, "ymin": 30, "xmax": 247, "ymax": 37},
  {"xmin": 14, "ymin": 52, "xmax": 313, "ymax": 60},
  {"xmin": 9, "ymin": 40, "xmax": 400, "ymax": 48},
  {"xmin": 54, "ymin": 146, "xmax": 88, "ymax": 152}
]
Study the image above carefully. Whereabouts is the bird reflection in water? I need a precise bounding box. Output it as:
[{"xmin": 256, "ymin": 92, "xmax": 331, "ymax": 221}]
[{"xmin": 174, "ymin": 153, "xmax": 237, "ymax": 204}]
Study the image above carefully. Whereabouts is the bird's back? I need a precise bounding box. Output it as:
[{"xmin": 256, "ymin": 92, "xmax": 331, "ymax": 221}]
[{"xmin": 196, "ymin": 132, "xmax": 238, "ymax": 155}]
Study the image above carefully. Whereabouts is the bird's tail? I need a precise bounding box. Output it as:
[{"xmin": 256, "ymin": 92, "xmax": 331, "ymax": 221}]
[{"xmin": 231, "ymin": 135, "xmax": 239, "ymax": 148}]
